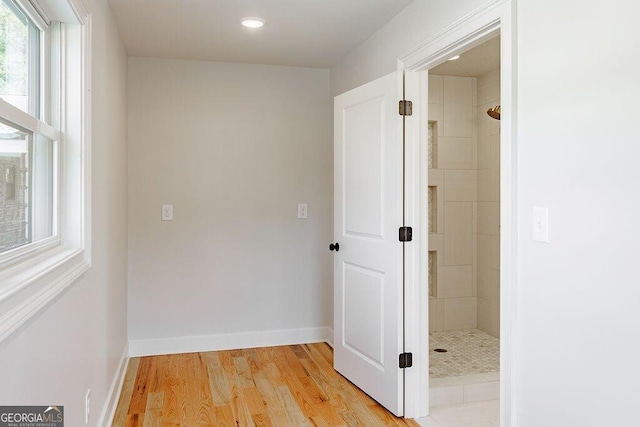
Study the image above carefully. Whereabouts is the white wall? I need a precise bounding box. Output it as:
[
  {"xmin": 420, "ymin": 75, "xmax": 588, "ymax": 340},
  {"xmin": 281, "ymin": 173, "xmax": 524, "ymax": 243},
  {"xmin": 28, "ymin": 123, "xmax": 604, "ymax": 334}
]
[
  {"xmin": 0, "ymin": 0, "xmax": 128, "ymax": 425},
  {"xmin": 330, "ymin": 0, "xmax": 488, "ymax": 97},
  {"xmin": 332, "ymin": 0, "xmax": 640, "ymax": 425},
  {"xmin": 127, "ymin": 58, "xmax": 332, "ymax": 346},
  {"xmin": 516, "ymin": 0, "xmax": 640, "ymax": 425}
]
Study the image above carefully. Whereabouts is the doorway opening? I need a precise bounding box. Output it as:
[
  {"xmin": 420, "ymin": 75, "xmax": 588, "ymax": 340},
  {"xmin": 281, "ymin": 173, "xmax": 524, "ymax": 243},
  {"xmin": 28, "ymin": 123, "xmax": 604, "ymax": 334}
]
[{"xmin": 426, "ymin": 34, "xmax": 501, "ymax": 408}]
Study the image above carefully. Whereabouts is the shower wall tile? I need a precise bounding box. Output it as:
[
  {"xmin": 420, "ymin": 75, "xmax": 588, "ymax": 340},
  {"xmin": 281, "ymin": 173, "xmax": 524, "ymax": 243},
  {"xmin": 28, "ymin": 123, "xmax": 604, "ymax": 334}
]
[
  {"xmin": 472, "ymin": 225, "xmax": 478, "ymax": 297},
  {"xmin": 429, "ymin": 168, "xmax": 444, "ymax": 186},
  {"xmin": 444, "ymin": 76, "xmax": 474, "ymax": 138},
  {"xmin": 430, "ymin": 297, "xmax": 445, "ymax": 332},
  {"xmin": 491, "ymin": 235, "xmax": 500, "ymax": 269},
  {"xmin": 444, "ymin": 202, "xmax": 474, "ymax": 265},
  {"xmin": 490, "ymin": 133, "xmax": 501, "ymax": 166},
  {"xmin": 491, "ymin": 279, "xmax": 501, "ymax": 338},
  {"xmin": 477, "ymin": 68, "xmax": 500, "ymax": 106},
  {"xmin": 445, "ymin": 170, "xmax": 477, "ymax": 201},
  {"xmin": 429, "ymin": 233, "xmax": 444, "ymax": 269},
  {"xmin": 477, "ymin": 105, "xmax": 492, "ymax": 169},
  {"xmin": 444, "ymin": 297, "xmax": 477, "ymax": 330},
  {"xmin": 472, "ymin": 202, "xmax": 478, "ymax": 236},
  {"xmin": 476, "ymin": 67, "xmax": 501, "ymax": 338},
  {"xmin": 490, "ymin": 269, "xmax": 500, "ymax": 302},
  {"xmin": 491, "ymin": 163, "xmax": 500, "ymax": 202},
  {"xmin": 438, "ymin": 265, "xmax": 473, "ymax": 298},
  {"xmin": 477, "ymin": 235, "xmax": 491, "ymax": 300},
  {"xmin": 438, "ymin": 137, "xmax": 474, "ymax": 170},
  {"xmin": 429, "ymin": 73, "xmax": 479, "ymax": 332},
  {"xmin": 429, "ymin": 74, "xmax": 444, "ymax": 104},
  {"xmin": 472, "ymin": 106, "xmax": 479, "ymax": 170},
  {"xmin": 490, "ymin": 113, "xmax": 501, "ymax": 135},
  {"xmin": 478, "ymin": 202, "xmax": 500, "ymax": 235},
  {"xmin": 478, "ymin": 169, "xmax": 491, "ymax": 201},
  {"xmin": 429, "ymin": 104, "xmax": 444, "ymax": 136},
  {"xmin": 429, "ymin": 169, "xmax": 445, "ymax": 235},
  {"xmin": 477, "ymin": 298, "xmax": 491, "ymax": 332},
  {"xmin": 472, "ymin": 78, "xmax": 478, "ymax": 107}
]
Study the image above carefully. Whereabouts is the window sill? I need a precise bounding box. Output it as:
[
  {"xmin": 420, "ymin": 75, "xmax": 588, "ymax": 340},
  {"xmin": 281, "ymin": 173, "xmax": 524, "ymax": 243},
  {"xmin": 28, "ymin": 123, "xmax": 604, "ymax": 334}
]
[{"xmin": 0, "ymin": 245, "xmax": 90, "ymax": 343}]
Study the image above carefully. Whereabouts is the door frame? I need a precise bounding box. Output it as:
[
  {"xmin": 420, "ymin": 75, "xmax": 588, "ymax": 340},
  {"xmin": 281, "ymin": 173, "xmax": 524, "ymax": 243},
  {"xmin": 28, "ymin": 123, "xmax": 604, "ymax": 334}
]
[{"xmin": 398, "ymin": 0, "xmax": 516, "ymax": 423}]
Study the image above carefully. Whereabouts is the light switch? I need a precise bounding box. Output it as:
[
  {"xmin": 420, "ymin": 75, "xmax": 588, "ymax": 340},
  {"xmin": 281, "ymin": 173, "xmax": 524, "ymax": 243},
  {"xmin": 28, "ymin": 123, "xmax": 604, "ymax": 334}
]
[
  {"xmin": 162, "ymin": 204, "xmax": 173, "ymax": 221},
  {"xmin": 532, "ymin": 206, "xmax": 549, "ymax": 243},
  {"xmin": 297, "ymin": 203, "xmax": 308, "ymax": 219}
]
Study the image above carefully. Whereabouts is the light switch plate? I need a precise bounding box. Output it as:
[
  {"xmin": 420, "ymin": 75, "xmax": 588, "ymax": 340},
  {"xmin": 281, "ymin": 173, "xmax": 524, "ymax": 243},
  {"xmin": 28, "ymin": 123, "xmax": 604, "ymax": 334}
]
[
  {"xmin": 162, "ymin": 204, "xmax": 173, "ymax": 221},
  {"xmin": 297, "ymin": 203, "xmax": 308, "ymax": 219}
]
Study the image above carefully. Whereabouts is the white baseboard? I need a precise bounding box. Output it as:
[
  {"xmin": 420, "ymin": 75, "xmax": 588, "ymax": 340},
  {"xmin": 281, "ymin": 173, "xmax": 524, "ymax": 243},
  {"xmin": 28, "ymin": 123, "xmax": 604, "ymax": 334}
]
[
  {"xmin": 129, "ymin": 326, "xmax": 334, "ymax": 357},
  {"xmin": 325, "ymin": 328, "xmax": 334, "ymax": 348},
  {"xmin": 97, "ymin": 343, "xmax": 129, "ymax": 427}
]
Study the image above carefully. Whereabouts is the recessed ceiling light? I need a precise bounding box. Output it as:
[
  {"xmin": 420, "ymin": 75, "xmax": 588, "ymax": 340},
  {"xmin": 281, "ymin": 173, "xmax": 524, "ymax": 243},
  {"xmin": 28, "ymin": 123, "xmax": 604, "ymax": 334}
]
[
  {"xmin": 448, "ymin": 55, "xmax": 460, "ymax": 61},
  {"xmin": 241, "ymin": 17, "xmax": 265, "ymax": 28}
]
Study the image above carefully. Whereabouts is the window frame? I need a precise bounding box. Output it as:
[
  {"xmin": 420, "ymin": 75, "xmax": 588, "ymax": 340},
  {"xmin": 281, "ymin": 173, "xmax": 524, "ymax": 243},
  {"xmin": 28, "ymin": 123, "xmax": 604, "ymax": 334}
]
[{"xmin": 0, "ymin": 0, "xmax": 91, "ymax": 344}]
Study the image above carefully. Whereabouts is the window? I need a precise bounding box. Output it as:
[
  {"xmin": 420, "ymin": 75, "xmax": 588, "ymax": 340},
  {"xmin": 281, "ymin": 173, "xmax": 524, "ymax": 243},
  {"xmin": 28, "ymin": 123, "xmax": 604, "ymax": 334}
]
[
  {"xmin": 0, "ymin": 0, "xmax": 56, "ymax": 262},
  {"xmin": 0, "ymin": 0, "xmax": 90, "ymax": 343},
  {"xmin": 0, "ymin": 123, "xmax": 55, "ymax": 254},
  {"xmin": 0, "ymin": 0, "xmax": 39, "ymax": 116}
]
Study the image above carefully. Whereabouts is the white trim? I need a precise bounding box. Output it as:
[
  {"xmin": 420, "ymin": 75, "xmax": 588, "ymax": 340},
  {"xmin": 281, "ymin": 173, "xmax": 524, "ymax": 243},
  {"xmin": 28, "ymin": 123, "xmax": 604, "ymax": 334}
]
[
  {"xmin": 97, "ymin": 344, "xmax": 130, "ymax": 427},
  {"xmin": 398, "ymin": 1, "xmax": 516, "ymax": 424},
  {"xmin": 324, "ymin": 327, "xmax": 334, "ymax": 348},
  {"xmin": 0, "ymin": 249, "xmax": 89, "ymax": 343},
  {"xmin": 0, "ymin": 99, "xmax": 60, "ymax": 140},
  {"xmin": 0, "ymin": 236, "xmax": 59, "ymax": 271},
  {"xmin": 398, "ymin": 0, "xmax": 504, "ymax": 71},
  {"xmin": 18, "ymin": 0, "xmax": 50, "ymax": 29},
  {"xmin": 0, "ymin": 8, "xmax": 92, "ymax": 345},
  {"xmin": 129, "ymin": 327, "xmax": 334, "ymax": 357},
  {"xmin": 402, "ymin": 69, "xmax": 429, "ymax": 417}
]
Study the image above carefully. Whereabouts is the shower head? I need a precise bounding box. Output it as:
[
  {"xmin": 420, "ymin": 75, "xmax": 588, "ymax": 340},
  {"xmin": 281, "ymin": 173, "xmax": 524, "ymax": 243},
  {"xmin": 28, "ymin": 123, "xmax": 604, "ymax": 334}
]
[{"xmin": 487, "ymin": 105, "xmax": 501, "ymax": 120}]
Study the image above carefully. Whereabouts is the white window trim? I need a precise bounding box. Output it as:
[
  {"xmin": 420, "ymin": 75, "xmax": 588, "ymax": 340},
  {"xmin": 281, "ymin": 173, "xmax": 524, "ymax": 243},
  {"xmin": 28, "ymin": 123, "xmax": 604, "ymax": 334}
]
[{"xmin": 0, "ymin": 0, "xmax": 91, "ymax": 343}]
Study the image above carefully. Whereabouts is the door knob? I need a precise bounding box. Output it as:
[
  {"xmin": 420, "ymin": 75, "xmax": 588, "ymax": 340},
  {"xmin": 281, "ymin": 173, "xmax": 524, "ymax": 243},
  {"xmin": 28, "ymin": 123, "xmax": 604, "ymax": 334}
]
[{"xmin": 329, "ymin": 242, "xmax": 340, "ymax": 252}]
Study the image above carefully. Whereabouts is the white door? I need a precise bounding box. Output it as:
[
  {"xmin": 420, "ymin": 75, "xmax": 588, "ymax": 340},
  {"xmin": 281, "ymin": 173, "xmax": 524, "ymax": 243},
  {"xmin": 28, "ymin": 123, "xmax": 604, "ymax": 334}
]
[{"xmin": 333, "ymin": 71, "xmax": 405, "ymax": 416}]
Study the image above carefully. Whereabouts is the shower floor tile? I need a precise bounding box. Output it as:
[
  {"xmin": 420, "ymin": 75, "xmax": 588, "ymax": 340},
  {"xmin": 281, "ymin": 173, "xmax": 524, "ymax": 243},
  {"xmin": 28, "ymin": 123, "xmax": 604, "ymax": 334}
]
[{"xmin": 430, "ymin": 329, "xmax": 499, "ymax": 378}]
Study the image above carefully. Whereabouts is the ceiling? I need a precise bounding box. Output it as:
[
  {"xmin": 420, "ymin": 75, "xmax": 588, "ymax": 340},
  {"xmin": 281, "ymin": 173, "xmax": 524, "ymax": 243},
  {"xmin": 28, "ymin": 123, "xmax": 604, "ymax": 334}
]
[
  {"xmin": 430, "ymin": 36, "xmax": 500, "ymax": 77},
  {"xmin": 108, "ymin": 0, "xmax": 413, "ymax": 68}
]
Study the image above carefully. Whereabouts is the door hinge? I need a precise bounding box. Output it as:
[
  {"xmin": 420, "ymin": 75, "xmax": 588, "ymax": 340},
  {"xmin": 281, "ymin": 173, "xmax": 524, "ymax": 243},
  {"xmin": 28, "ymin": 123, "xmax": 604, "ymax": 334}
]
[
  {"xmin": 399, "ymin": 353, "xmax": 413, "ymax": 369},
  {"xmin": 399, "ymin": 100, "xmax": 413, "ymax": 116},
  {"xmin": 399, "ymin": 226, "xmax": 413, "ymax": 242}
]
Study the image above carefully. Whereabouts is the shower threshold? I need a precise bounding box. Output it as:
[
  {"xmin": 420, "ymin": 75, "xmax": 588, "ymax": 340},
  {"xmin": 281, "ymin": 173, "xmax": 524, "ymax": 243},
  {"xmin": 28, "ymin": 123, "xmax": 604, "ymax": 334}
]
[{"xmin": 429, "ymin": 329, "xmax": 500, "ymax": 407}]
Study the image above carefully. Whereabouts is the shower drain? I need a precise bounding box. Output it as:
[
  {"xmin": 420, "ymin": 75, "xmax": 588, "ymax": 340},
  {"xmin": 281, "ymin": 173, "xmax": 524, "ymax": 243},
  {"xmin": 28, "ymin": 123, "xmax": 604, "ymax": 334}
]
[{"xmin": 433, "ymin": 348, "xmax": 448, "ymax": 353}]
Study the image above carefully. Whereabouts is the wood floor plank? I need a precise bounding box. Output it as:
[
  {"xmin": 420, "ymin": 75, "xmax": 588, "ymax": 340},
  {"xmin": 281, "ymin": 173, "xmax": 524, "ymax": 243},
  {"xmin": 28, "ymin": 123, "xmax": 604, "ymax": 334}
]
[
  {"xmin": 204, "ymin": 352, "xmax": 230, "ymax": 406},
  {"xmin": 141, "ymin": 391, "xmax": 164, "ymax": 427},
  {"xmin": 113, "ymin": 357, "xmax": 140, "ymax": 426},
  {"xmin": 127, "ymin": 357, "xmax": 155, "ymax": 415},
  {"xmin": 159, "ymin": 354, "xmax": 182, "ymax": 424},
  {"xmin": 221, "ymin": 350, "xmax": 255, "ymax": 427},
  {"xmin": 300, "ymin": 345, "xmax": 390, "ymax": 426},
  {"xmin": 214, "ymin": 405, "xmax": 236, "ymax": 427},
  {"xmin": 242, "ymin": 386, "xmax": 271, "ymax": 426},
  {"xmin": 274, "ymin": 384, "xmax": 312, "ymax": 427},
  {"xmin": 183, "ymin": 352, "xmax": 216, "ymax": 425},
  {"xmin": 124, "ymin": 413, "xmax": 144, "ymax": 427},
  {"xmin": 112, "ymin": 343, "xmax": 418, "ymax": 427},
  {"xmin": 253, "ymin": 371, "xmax": 293, "ymax": 425},
  {"xmin": 234, "ymin": 356, "xmax": 256, "ymax": 388}
]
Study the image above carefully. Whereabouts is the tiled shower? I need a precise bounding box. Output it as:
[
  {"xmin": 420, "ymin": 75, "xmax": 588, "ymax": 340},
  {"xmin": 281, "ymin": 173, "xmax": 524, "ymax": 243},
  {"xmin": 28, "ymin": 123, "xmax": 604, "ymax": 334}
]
[
  {"xmin": 427, "ymin": 63, "xmax": 501, "ymax": 406},
  {"xmin": 428, "ymin": 70, "xmax": 500, "ymax": 336}
]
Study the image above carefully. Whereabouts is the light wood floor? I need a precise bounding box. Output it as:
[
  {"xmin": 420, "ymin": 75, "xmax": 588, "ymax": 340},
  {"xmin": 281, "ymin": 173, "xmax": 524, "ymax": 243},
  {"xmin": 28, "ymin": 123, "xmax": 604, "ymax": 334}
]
[{"xmin": 112, "ymin": 343, "xmax": 418, "ymax": 426}]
